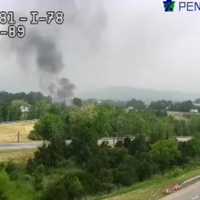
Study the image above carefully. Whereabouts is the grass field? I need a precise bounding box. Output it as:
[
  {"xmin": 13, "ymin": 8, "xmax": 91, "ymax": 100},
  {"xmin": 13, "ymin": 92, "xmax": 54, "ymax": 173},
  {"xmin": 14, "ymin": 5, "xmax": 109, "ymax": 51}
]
[
  {"xmin": 0, "ymin": 149, "xmax": 35, "ymax": 163},
  {"xmin": 0, "ymin": 121, "xmax": 36, "ymax": 144},
  {"xmin": 0, "ymin": 121, "xmax": 37, "ymax": 163},
  {"xmin": 98, "ymin": 167, "xmax": 200, "ymax": 200}
]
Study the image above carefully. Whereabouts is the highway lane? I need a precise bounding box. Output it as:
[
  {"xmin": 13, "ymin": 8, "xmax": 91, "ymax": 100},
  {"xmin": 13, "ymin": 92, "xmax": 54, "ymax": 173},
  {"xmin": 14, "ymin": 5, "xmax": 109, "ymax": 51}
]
[
  {"xmin": 161, "ymin": 181, "xmax": 200, "ymax": 200},
  {"xmin": 0, "ymin": 140, "xmax": 71, "ymax": 151},
  {"xmin": 0, "ymin": 141, "xmax": 43, "ymax": 151},
  {"xmin": 0, "ymin": 140, "xmax": 108, "ymax": 152}
]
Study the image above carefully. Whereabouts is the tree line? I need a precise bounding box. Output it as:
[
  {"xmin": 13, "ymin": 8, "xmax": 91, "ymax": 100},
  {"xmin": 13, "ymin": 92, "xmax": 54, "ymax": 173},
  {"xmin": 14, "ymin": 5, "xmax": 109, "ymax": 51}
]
[
  {"xmin": 25, "ymin": 104, "xmax": 200, "ymax": 199},
  {"xmin": 0, "ymin": 91, "xmax": 199, "ymax": 123},
  {"xmin": 0, "ymin": 92, "xmax": 51, "ymax": 122}
]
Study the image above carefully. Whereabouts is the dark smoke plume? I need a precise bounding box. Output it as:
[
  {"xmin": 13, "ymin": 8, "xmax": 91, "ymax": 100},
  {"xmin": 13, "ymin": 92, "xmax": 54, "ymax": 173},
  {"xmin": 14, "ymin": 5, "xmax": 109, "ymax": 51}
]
[
  {"xmin": 5, "ymin": 0, "xmax": 107, "ymax": 103},
  {"xmin": 29, "ymin": 34, "xmax": 64, "ymax": 74},
  {"xmin": 11, "ymin": 31, "xmax": 75, "ymax": 104}
]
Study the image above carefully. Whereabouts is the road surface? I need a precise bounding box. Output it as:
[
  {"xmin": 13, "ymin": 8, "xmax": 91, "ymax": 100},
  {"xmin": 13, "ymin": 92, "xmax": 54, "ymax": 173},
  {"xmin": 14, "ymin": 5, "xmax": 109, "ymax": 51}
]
[
  {"xmin": 0, "ymin": 142, "xmax": 43, "ymax": 151},
  {"xmin": 0, "ymin": 140, "xmax": 71, "ymax": 151},
  {"xmin": 161, "ymin": 181, "xmax": 200, "ymax": 200}
]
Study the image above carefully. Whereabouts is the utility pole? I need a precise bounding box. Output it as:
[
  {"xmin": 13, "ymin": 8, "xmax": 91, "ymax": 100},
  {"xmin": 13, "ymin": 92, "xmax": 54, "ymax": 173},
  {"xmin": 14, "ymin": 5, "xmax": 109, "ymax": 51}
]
[{"xmin": 17, "ymin": 131, "xmax": 20, "ymax": 143}]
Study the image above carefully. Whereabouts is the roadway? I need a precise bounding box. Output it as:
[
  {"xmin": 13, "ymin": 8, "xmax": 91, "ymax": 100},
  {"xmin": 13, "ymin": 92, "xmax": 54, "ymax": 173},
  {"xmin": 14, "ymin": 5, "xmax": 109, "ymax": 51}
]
[
  {"xmin": 161, "ymin": 181, "xmax": 200, "ymax": 200},
  {"xmin": 0, "ymin": 140, "xmax": 71, "ymax": 151},
  {"xmin": 0, "ymin": 141, "xmax": 43, "ymax": 151}
]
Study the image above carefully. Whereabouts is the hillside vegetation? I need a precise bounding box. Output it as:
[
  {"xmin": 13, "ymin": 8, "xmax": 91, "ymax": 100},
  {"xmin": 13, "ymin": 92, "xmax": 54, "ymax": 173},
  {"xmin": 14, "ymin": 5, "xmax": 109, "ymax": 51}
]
[
  {"xmin": 0, "ymin": 101, "xmax": 200, "ymax": 199},
  {"xmin": 100, "ymin": 167, "xmax": 200, "ymax": 200}
]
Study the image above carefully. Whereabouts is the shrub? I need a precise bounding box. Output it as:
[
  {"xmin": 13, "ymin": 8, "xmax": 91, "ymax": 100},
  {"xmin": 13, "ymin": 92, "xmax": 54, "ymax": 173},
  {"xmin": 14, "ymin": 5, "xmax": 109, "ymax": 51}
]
[
  {"xmin": 5, "ymin": 162, "xmax": 21, "ymax": 180},
  {"xmin": 151, "ymin": 139, "xmax": 181, "ymax": 172},
  {"xmin": 41, "ymin": 173, "xmax": 84, "ymax": 200}
]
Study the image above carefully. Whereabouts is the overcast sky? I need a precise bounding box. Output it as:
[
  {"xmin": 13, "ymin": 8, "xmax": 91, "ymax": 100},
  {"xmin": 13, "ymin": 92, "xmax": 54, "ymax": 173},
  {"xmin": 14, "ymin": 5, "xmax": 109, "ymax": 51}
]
[{"xmin": 0, "ymin": 0, "xmax": 200, "ymax": 96}]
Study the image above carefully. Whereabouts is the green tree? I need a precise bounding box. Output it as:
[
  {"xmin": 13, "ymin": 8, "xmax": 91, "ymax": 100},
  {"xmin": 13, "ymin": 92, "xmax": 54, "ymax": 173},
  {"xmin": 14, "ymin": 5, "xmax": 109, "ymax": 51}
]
[
  {"xmin": 135, "ymin": 152, "xmax": 155, "ymax": 181},
  {"xmin": 128, "ymin": 134, "xmax": 149, "ymax": 155},
  {"xmin": 149, "ymin": 100, "xmax": 172, "ymax": 111},
  {"xmin": 171, "ymin": 101, "xmax": 194, "ymax": 112},
  {"xmin": 73, "ymin": 98, "xmax": 82, "ymax": 107},
  {"xmin": 126, "ymin": 99, "xmax": 146, "ymax": 110},
  {"xmin": 41, "ymin": 173, "xmax": 84, "ymax": 200},
  {"xmin": 28, "ymin": 100, "xmax": 51, "ymax": 119},
  {"xmin": 151, "ymin": 139, "xmax": 181, "ymax": 172},
  {"xmin": 179, "ymin": 138, "xmax": 200, "ymax": 163},
  {"xmin": 8, "ymin": 100, "xmax": 31, "ymax": 121},
  {"xmin": 33, "ymin": 114, "xmax": 65, "ymax": 141}
]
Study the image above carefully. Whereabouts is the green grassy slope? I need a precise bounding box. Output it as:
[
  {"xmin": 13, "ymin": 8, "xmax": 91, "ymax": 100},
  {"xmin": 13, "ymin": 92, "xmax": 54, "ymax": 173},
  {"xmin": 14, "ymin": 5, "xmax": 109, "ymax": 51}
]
[{"xmin": 96, "ymin": 167, "xmax": 200, "ymax": 200}]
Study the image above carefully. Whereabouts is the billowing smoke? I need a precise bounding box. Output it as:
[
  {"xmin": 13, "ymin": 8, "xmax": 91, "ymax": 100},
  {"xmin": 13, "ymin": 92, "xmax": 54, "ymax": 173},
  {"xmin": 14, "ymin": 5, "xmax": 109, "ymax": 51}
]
[
  {"xmin": 11, "ymin": 31, "xmax": 75, "ymax": 104},
  {"xmin": 28, "ymin": 33, "xmax": 64, "ymax": 74},
  {"xmin": 1, "ymin": 0, "xmax": 108, "ymax": 100},
  {"xmin": 48, "ymin": 78, "xmax": 75, "ymax": 104}
]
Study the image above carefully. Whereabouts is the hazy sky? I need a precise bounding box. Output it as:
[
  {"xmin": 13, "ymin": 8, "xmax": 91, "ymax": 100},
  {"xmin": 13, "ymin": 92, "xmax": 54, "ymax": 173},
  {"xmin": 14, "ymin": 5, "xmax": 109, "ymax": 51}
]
[{"xmin": 0, "ymin": 0, "xmax": 200, "ymax": 95}]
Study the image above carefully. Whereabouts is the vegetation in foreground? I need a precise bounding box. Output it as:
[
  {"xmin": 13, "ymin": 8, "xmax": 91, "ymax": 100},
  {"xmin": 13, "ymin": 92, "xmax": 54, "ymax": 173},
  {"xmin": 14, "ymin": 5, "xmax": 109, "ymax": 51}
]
[{"xmin": 1, "ymin": 96, "xmax": 200, "ymax": 199}]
